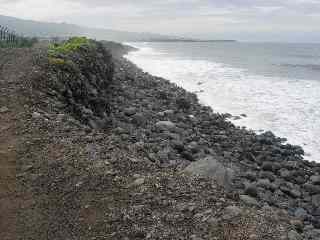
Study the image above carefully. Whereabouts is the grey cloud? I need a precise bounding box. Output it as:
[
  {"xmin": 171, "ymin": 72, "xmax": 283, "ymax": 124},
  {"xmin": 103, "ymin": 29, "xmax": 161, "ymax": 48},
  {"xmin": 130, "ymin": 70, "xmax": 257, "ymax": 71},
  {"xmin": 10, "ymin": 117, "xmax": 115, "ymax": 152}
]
[{"xmin": 1, "ymin": 0, "xmax": 320, "ymax": 42}]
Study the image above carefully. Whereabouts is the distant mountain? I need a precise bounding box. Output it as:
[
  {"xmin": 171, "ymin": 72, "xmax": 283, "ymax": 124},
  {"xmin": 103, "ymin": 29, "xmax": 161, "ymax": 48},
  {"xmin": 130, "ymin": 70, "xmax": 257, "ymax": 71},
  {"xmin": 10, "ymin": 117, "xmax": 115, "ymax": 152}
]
[
  {"xmin": 143, "ymin": 39, "xmax": 237, "ymax": 42},
  {"xmin": 0, "ymin": 15, "xmax": 189, "ymax": 42}
]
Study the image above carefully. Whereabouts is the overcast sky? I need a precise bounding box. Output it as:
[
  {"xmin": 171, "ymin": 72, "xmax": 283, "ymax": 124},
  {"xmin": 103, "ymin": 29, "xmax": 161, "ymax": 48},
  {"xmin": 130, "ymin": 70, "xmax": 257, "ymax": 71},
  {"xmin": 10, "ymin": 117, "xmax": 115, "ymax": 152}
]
[{"xmin": 1, "ymin": 0, "xmax": 320, "ymax": 42}]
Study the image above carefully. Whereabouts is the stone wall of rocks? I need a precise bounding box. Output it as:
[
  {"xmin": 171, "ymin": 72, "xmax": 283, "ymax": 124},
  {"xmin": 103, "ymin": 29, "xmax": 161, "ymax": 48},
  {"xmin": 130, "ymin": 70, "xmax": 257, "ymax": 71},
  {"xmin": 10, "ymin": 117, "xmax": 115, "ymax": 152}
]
[{"xmin": 34, "ymin": 41, "xmax": 114, "ymax": 129}]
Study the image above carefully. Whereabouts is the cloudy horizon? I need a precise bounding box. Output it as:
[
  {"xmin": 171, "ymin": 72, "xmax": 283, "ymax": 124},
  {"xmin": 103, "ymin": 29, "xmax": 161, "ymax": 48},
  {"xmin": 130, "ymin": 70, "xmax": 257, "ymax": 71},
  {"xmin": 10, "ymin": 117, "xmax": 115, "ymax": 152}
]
[{"xmin": 1, "ymin": 0, "xmax": 320, "ymax": 42}]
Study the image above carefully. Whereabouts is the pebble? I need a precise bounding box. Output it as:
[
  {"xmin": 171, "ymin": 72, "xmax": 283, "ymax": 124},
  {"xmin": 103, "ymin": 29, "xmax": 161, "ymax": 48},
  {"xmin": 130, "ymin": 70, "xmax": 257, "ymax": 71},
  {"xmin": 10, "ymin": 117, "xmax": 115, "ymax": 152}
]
[
  {"xmin": 32, "ymin": 112, "xmax": 41, "ymax": 119},
  {"xmin": 222, "ymin": 206, "xmax": 242, "ymax": 220},
  {"xmin": 0, "ymin": 106, "xmax": 9, "ymax": 113},
  {"xmin": 155, "ymin": 121, "xmax": 176, "ymax": 131},
  {"xmin": 288, "ymin": 230, "xmax": 302, "ymax": 240},
  {"xmin": 240, "ymin": 195, "xmax": 259, "ymax": 207},
  {"xmin": 290, "ymin": 219, "xmax": 304, "ymax": 232},
  {"xmin": 130, "ymin": 177, "xmax": 145, "ymax": 187},
  {"xmin": 245, "ymin": 184, "xmax": 259, "ymax": 198},
  {"xmin": 310, "ymin": 175, "xmax": 320, "ymax": 185},
  {"xmin": 294, "ymin": 208, "xmax": 308, "ymax": 220},
  {"xmin": 124, "ymin": 107, "xmax": 136, "ymax": 116},
  {"xmin": 312, "ymin": 194, "xmax": 320, "ymax": 207}
]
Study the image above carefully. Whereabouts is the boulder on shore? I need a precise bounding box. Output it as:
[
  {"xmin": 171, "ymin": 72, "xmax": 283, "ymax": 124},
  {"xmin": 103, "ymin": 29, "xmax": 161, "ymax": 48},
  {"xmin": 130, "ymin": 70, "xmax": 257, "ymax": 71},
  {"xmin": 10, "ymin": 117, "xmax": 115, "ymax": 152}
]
[{"xmin": 182, "ymin": 156, "xmax": 235, "ymax": 189}]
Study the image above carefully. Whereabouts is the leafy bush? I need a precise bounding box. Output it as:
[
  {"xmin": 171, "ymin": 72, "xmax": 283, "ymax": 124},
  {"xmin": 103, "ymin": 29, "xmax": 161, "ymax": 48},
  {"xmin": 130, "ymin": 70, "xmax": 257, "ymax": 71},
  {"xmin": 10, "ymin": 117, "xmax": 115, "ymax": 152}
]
[
  {"xmin": 48, "ymin": 57, "xmax": 66, "ymax": 65},
  {"xmin": 48, "ymin": 37, "xmax": 91, "ymax": 56}
]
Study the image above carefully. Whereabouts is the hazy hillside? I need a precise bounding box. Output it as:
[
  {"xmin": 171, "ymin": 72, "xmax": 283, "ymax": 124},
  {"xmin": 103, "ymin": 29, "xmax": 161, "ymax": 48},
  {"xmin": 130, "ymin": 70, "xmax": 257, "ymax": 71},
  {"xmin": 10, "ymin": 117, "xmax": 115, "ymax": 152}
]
[{"xmin": 0, "ymin": 15, "xmax": 184, "ymax": 42}]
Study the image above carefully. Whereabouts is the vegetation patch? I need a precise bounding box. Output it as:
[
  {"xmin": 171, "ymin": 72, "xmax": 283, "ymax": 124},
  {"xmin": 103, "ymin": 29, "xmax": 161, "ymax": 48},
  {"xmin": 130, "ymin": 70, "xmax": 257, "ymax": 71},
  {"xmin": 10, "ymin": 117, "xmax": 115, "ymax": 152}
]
[
  {"xmin": 47, "ymin": 57, "xmax": 76, "ymax": 69},
  {"xmin": 48, "ymin": 57, "xmax": 66, "ymax": 65},
  {"xmin": 48, "ymin": 37, "xmax": 92, "ymax": 57}
]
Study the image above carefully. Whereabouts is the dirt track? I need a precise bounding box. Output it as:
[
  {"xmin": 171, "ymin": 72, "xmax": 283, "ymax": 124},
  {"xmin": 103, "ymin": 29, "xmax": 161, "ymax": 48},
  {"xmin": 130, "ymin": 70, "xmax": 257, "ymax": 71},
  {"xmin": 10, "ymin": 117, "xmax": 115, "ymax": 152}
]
[{"xmin": 0, "ymin": 48, "xmax": 36, "ymax": 240}]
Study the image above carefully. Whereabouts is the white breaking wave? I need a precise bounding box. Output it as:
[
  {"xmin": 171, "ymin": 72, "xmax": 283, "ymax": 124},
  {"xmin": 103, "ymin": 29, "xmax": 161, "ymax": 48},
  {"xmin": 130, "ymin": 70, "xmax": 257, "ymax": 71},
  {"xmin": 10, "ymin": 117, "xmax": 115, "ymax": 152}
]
[{"xmin": 125, "ymin": 43, "xmax": 320, "ymax": 163}]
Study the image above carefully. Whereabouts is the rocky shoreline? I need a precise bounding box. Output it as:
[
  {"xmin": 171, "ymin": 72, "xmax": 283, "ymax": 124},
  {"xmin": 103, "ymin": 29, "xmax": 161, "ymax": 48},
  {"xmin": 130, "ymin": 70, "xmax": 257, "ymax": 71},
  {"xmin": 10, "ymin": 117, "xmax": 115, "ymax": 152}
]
[
  {"xmin": 105, "ymin": 44, "xmax": 320, "ymax": 238},
  {"xmin": 1, "ymin": 41, "xmax": 319, "ymax": 239},
  {"xmin": 39, "ymin": 41, "xmax": 320, "ymax": 238}
]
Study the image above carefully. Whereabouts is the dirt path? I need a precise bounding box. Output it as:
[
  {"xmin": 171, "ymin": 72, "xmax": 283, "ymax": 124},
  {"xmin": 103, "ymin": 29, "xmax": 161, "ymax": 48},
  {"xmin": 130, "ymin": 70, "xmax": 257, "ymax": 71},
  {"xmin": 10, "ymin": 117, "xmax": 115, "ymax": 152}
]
[
  {"xmin": 0, "ymin": 48, "xmax": 35, "ymax": 240},
  {"xmin": 0, "ymin": 117, "xmax": 17, "ymax": 239}
]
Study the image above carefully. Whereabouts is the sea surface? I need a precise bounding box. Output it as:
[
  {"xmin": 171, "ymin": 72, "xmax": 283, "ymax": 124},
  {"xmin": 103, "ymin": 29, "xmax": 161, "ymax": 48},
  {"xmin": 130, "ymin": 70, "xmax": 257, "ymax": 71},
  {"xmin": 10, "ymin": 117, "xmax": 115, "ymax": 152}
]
[{"xmin": 125, "ymin": 42, "xmax": 320, "ymax": 163}]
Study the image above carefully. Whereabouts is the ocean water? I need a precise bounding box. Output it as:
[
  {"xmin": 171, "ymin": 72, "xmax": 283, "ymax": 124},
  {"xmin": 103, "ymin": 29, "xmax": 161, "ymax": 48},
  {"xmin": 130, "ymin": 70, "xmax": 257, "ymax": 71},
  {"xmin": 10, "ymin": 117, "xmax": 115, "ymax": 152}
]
[{"xmin": 125, "ymin": 42, "xmax": 320, "ymax": 163}]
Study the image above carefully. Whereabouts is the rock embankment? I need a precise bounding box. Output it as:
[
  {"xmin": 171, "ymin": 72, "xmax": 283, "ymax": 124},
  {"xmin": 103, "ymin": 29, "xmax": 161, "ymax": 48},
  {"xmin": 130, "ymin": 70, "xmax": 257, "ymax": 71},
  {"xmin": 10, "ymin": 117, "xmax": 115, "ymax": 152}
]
[{"xmin": 33, "ymin": 40, "xmax": 114, "ymax": 129}]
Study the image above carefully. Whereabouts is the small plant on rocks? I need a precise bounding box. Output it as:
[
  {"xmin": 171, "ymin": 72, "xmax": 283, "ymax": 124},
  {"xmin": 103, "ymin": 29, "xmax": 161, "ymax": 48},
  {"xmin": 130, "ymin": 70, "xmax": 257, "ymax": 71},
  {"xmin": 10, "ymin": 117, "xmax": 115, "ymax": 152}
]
[{"xmin": 48, "ymin": 37, "xmax": 92, "ymax": 57}]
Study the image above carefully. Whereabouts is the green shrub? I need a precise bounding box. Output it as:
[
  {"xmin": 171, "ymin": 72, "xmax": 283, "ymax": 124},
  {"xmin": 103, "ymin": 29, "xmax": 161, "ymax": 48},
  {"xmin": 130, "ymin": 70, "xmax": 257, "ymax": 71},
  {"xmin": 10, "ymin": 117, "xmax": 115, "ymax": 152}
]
[
  {"xmin": 48, "ymin": 57, "xmax": 66, "ymax": 65},
  {"xmin": 48, "ymin": 37, "xmax": 91, "ymax": 56}
]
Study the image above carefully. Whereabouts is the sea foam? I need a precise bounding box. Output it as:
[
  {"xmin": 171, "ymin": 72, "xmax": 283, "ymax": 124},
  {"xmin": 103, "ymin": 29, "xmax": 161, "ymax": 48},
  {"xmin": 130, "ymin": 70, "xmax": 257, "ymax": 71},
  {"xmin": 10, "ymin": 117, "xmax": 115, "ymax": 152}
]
[{"xmin": 125, "ymin": 43, "xmax": 320, "ymax": 163}]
